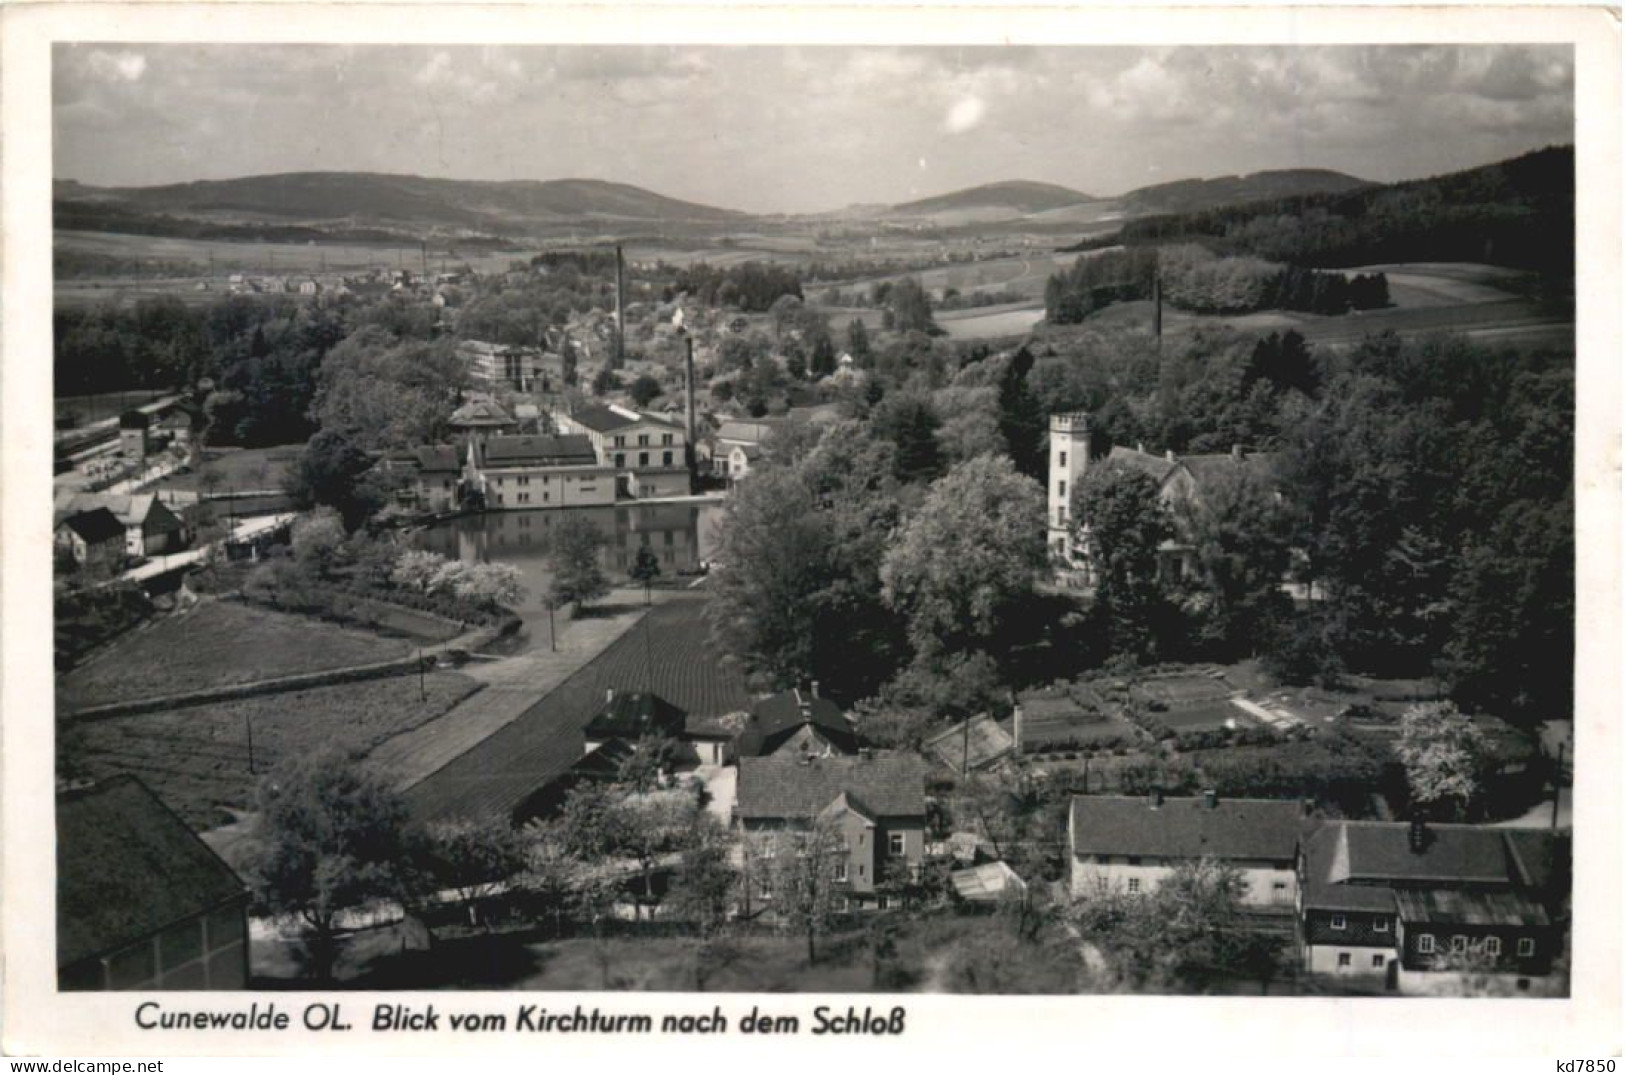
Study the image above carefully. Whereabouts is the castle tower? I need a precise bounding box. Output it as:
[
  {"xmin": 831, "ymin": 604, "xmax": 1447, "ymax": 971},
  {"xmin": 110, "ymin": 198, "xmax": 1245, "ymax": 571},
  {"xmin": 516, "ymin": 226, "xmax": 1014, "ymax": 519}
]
[{"xmin": 1048, "ymin": 412, "xmax": 1092, "ymax": 561}]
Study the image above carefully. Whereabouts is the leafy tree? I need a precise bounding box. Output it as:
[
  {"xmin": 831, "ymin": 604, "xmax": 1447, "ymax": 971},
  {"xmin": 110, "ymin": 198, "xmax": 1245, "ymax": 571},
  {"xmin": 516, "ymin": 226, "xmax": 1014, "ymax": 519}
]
[
  {"xmin": 1169, "ymin": 464, "xmax": 1293, "ymax": 657},
  {"xmin": 869, "ymin": 392, "xmax": 942, "ymax": 485},
  {"xmin": 1072, "ymin": 858, "xmax": 1283, "ymax": 993},
  {"xmin": 616, "ymin": 735, "xmax": 680, "ymax": 793},
  {"xmin": 244, "ymin": 751, "xmax": 416, "ymax": 983},
  {"xmin": 285, "ymin": 429, "xmax": 381, "ymax": 530},
  {"xmin": 810, "ymin": 334, "xmax": 838, "ymax": 379},
  {"xmin": 846, "ymin": 319, "xmax": 871, "ymax": 365},
  {"xmin": 1072, "ymin": 461, "xmax": 1173, "ymax": 662},
  {"xmin": 1397, "ymin": 701, "xmax": 1486, "ymax": 820},
  {"xmin": 668, "ymin": 813, "xmax": 739, "ymax": 945},
  {"xmin": 629, "ymin": 544, "xmax": 661, "ymax": 605},
  {"xmin": 628, "ymin": 374, "xmax": 663, "ymax": 408},
  {"xmin": 931, "ymin": 385, "xmax": 1005, "ymax": 465},
  {"xmin": 757, "ymin": 817, "xmax": 847, "ymax": 964},
  {"xmin": 880, "ymin": 454, "xmax": 1047, "ymax": 666},
  {"xmin": 290, "ymin": 507, "xmax": 348, "ymax": 576},
  {"xmin": 546, "ymin": 514, "xmax": 609, "ymax": 613},
  {"xmin": 421, "ymin": 817, "xmax": 525, "ymax": 929},
  {"xmin": 705, "ymin": 467, "xmax": 829, "ymax": 688},
  {"xmin": 882, "ymin": 277, "xmax": 938, "ymax": 336}
]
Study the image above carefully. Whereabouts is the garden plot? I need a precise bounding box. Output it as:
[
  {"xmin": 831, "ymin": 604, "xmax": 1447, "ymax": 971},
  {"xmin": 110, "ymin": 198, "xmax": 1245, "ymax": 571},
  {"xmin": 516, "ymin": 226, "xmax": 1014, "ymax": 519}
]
[{"xmin": 1018, "ymin": 694, "xmax": 1139, "ymax": 751}]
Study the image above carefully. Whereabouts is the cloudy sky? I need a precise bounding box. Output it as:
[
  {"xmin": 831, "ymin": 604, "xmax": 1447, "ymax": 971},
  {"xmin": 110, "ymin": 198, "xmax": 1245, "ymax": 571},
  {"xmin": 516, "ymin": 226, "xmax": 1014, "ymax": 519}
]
[{"xmin": 54, "ymin": 44, "xmax": 1573, "ymax": 214}]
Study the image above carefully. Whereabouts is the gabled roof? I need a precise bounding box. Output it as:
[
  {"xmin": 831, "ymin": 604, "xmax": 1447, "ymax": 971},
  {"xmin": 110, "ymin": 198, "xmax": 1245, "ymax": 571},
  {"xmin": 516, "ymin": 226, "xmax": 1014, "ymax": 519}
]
[
  {"xmin": 736, "ymin": 753, "xmax": 927, "ymax": 820},
  {"xmin": 951, "ymin": 860, "xmax": 1027, "ymax": 904},
  {"xmin": 58, "ymin": 507, "xmax": 126, "ymax": 545},
  {"xmin": 1104, "ymin": 446, "xmax": 1180, "ymax": 485},
  {"xmin": 715, "ymin": 419, "xmax": 786, "ymax": 445},
  {"xmin": 1179, "ymin": 451, "xmax": 1278, "ymax": 489},
  {"xmin": 733, "ymin": 689, "xmax": 856, "ymax": 758},
  {"xmin": 568, "ymin": 404, "xmax": 638, "ymax": 433},
  {"xmin": 1068, "ymin": 795, "xmax": 1305, "ymax": 862},
  {"xmin": 57, "ymin": 776, "xmax": 248, "ymax": 968},
  {"xmin": 1300, "ymin": 821, "xmax": 1568, "ymax": 914},
  {"xmin": 582, "ymin": 691, "xmax": 688, "ymax": 742},
  {"xmin": 1393, "ymin": 887, "xmax": 1549, "ymax": 928},
  {"xmin": 476, "ymin": 434, "xmax": 598, "ymax": 468},
  {"xmin": 413, "ymin": 445, "xmax": 463, "ymax": 474},
  {"xmin": 58, "ymin": 493, "xmax": 179, "ymax": 530},
  {"xmin": 449, "ymin": 397, "xmax": 516, "ymax": 427}
]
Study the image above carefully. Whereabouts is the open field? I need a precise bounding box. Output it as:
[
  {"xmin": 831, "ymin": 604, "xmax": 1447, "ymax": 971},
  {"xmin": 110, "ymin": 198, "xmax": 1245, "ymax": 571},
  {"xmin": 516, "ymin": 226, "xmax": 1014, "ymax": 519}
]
[
  {"xmin": 74, "ymin": 671, "xmax": 480, "ymax": 831},
  {"xmin": 151, "ymin": 444, "xmax": 302, "ymax": 494},
  {"xmin": 59, "ymin": 600, "xmax": 412, "ymax": 710},
  {"xmin": 938, "ymin": 302, "xmax": 1046, "ymax": 340}
]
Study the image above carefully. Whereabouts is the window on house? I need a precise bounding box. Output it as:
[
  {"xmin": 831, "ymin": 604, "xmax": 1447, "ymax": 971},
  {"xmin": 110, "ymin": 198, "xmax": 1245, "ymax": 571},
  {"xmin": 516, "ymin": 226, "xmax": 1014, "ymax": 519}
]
[
  {"xmin": 1337, "ymin": 953, "xmax": 1351, "ymax": 968},
  {"xmin": 615, "ymin": 453, "xmax": 625, "ymax": 468},
  {"xmin": 834, "ymin": 860, "xmax": 848, "ymax": 882},
  {"xmin": 888, "ymin": 832, "xmax": 905, "ymax": 856},
  {"xmin": 638, "ymin": 434, "xmax": 650, "ymax": 447},
  {"xmin": 1127, "ymin": 878, "xmax": 1141, "ymax": 894},
  {"xmin": 877, "ymin": 896, "xmax": 889, "ymax": 910},
  {"xmin": 1059, "ymin": 451, "xmax": 1066, "ymax": 467},
  {"xmin": 1127, "ymin": 856, "xmax": 1141, "ymax": 866},
  {"xmin": 1373, "ymin": 918, "xmax": 1390, "ymax": 933},
  {"xmin": 1518, "ymin": 938, "xmax": 1536, "ymax": 957},
  {"xmin": 1058, "ymin": 480, "xmax": 1066, "ymax": 499},
  {"xmin": 663, "ymin": 451, "xmax": 673, "ymax": 466},
  {"xmin": 1372, "ymin": 954, "xmax": 1386, "ymax": 969},
  {"xmin": 1450, "ymin": 935, "xmax": 1468, "ymax": 954},
  {"xmin": 1417, "ymin": 934, "xmax": 1436, "ymax": 954},
  {"xmin": 639, "ymin": 452, "xmax": 649, "ymax": 466},
  {"xmin": 1272, "ymin": 881, "xmax": 1287, "ymax": 892},
  {"xmin": 758, "ymin": 878, "xmax": 771, "ymax": 898},
  {"xmin": 1483, "ymin": 936, "xmax": 1502, "ymax": 956},
  {"xmin": 1330, "ymin": 914, "xmax": 1347, "ymax": 931},
  {"xmin": 663, "ymin": 433, "xmax": 674, "ymax": 446}
]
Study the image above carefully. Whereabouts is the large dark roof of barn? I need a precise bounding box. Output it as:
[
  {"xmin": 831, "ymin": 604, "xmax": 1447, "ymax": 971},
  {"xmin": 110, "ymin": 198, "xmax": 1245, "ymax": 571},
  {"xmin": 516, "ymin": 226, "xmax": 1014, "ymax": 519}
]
[
  {"xmin": 736, "ymin": 753, "xmax": 927, "ymax": 820},
  {"xmin": 477, "ymin": 434, "xmax": 598, "ymax": 467},
  {"xmin": 1299, "ymin": 822, "xmax": 1567, "ymax": 913},
  {"xmin": 1069, "ymin": 795, "xmax": 1305, "ymax": 862},
  {"xmin": 583, "ymin": 691, "xmax": 687, "ymax": 741},
  {"xmin": 733, "ymin": 689, "xmax": 855, "ymax": 758},
  {"xmin": 59, "ymin": 507, "xmax": 126, "ymax": 544},
  {"xmin": 57, "ymin": 776, "xmax": 248, "ymax": 968}
]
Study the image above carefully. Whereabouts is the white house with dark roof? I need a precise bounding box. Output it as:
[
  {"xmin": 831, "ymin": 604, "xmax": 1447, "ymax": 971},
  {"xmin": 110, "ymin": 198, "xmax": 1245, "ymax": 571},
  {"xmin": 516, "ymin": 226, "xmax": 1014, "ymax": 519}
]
[
  {"xmin": 1068, "ymin": 792, "xmax": 1307, "ymax": 906},
  {"xmin": 378, "ymin": 446, "xmax": 464, "ymax": 513},
  {"xmin": 457, "ymin": 340, "xmax": 541, "ymax": 391},
  {"xmin": 465, "ymin": 434, "xmax": 614, "ymax": 509},
  {"xmin": 556, "ymin": 403, "xmax": 689, "ymax": 499},
  {"xmin": 1297, "ymin": 819, "xmax": 1567, "ymax": 991},
  {"xmin": 736, "ymin": 752, "xmax": 927, "ymax": 912}
]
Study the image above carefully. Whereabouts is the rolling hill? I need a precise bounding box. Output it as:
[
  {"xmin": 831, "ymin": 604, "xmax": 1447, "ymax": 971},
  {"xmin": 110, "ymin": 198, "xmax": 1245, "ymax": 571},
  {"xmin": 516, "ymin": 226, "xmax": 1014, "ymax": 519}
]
[
  {"xmin": 1118, "ymin": 168, "xmax": 1372, "ymax": 215},
  {"xmin": 888, "ymin": 180, "xmax": 1096, "ymax": 218},
  {"xmin": 53, "ymin": 172, "xmax": 743, "ymax": 239}
]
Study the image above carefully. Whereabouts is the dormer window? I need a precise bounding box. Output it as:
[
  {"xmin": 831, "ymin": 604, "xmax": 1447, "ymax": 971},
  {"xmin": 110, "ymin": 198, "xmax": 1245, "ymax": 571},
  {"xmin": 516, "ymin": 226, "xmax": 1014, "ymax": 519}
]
[
  {"xmin": 1518, "ymin": 938, "xmax": 1536, "ymax": 957},
  {"xmin": 1330, "ymin": 914, "xmax": 1347, "ymax": 931}
]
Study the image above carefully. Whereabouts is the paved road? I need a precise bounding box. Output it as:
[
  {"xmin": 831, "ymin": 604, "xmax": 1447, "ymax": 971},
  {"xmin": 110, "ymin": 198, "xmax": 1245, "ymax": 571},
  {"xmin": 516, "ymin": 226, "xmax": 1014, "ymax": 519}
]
[
  {"xmin": 368, "ymin": 595, "xmax": 652, "ymax": 791},
  {"xmin": 116, "ymin": 513, "xmax": 295, "ymax": 585}
]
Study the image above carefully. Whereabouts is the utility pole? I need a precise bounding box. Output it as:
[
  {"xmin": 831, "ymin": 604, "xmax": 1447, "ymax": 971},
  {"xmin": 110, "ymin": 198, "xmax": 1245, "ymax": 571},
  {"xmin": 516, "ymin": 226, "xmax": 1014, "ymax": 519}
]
[
  {"xmin": 418, "ymin": 648, "xmax": 427, "ymax": 702},
  {"xmin": 245, "ymin": 713, "xmax": 256, "ymax": 775},
  {"xmin": 1551, "ymin": 740, "xmax": 1565, "ymax": 830},
  {"xmin": 548, "ymin": 600, "xmax": 557, "ymax": 653}
]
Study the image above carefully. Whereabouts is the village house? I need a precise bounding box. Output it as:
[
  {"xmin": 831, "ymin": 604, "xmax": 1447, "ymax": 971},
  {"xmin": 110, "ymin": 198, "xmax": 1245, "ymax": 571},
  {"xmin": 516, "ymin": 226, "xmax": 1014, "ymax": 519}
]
[
  {"xmin": 447, "ymin": 395, "xmax": 519, "ymax": 441},
  {"xmin": 464, "ymin": 434, "xmax": 614, "ymax": 510},
  {"xmin": 378, "ymin": 445, "xmax": 463, "ymax": 513},
  {"xmin": 54, "ymin": 507, "xmax": 127, "ymax": 572},
  {"xmin": 706, "ymin": 417, "xmax": 787, "ymax": 482},
  {"xmin": 1047, "ymin": 410, "xmax": 1278, "ymax": 582},
  {"xmin": 1068, "ymin": 792, "xmax": 1307, "ymax": 906},
  {"xmin": 458, "ymin": 339, "xmax": 542, "ymax": 392},
  {"xmin": 735, "ymin": 752, "xmax": 928, "ymax": 913},
  {"xmin": 57, "ymin": 776, "xmax": 251, "ymax": 991},
  {"xmin": 581, "ymin": 688, "xmax": 734, "ymax": 767},
  {"xmin": 57, "ymin": 492, "xmax": 188, "ymax": 559},
  {"xmin": 1298, "ymin": 820, "xmax": 1568, "ymax": 993},
  {"xmin": 731, "ymin": 687, "xmax": 859, "ymax": 761},
  {"xmin": 554, "ymin": 403, "xmax": 689, "ymax": 499}
]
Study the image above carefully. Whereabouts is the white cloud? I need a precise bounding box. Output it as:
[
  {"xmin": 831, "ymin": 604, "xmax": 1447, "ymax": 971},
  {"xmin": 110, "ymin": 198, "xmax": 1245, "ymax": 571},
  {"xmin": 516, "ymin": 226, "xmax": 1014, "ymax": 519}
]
[
  {"xmin": 87, "ymin": 50, "xmax": 147, "ymax": 82},
  {"xmin": 945, "ymin": 96, "xmax": 986, "ymax": 133}
]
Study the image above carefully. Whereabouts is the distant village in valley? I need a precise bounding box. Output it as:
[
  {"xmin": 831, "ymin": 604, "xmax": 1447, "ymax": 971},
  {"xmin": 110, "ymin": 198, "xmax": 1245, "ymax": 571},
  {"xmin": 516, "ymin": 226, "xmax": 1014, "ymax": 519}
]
[{"xmin": 50, "ymin": 45, "xmax": 1577, "ymax": 999}]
